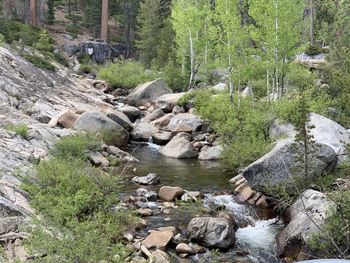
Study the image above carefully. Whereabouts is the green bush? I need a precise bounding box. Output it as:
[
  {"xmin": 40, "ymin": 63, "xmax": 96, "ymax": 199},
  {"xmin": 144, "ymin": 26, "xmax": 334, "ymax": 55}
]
[
  {"xmin": 22, "ymin": 54, "xmax": 56, "ymax": 71},
  {"xmin": 161, "ymin": 61, "xmax": 188, "ymax": 92},
  {"xmin": 305, "ymin": 45, "xmax": 323, "ymax": 56},
  {"xmin": 79, "ymin": 63, "xmax": 93, "ymax": 74},
  {"xmin": 5, "ymin": 124, "xmax": 29, "ymax": 139},
  {"xmin": 0, "ymin": 20, "xmax": 42, "ymax": 46},
  {"xmin": 97, "ymin": 129, "xmax": 128, "ymax": 147},
  {"xmin": 98, "ymin": 61, "xmax": 157, "ymax": 89}
]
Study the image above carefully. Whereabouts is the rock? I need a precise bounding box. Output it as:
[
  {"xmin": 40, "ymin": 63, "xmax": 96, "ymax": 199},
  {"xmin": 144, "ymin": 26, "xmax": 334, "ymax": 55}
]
[
  {"xmin": 198, "ymin": 145, "xmax": 223, "ymax": 161},
  {"xmin": 237, "ymin": 139, "xmax": 337, "ymax": 192},
  {"xmin": 152, "ymin": 249, "xmax": 170, "ymax": 263},
  {"xmin": 119, "ymin": 106, "xmax": 142, "ymax": 122},
  {"xmin": 57, "ymin": 111, "xmax": 79, "ymax": 128},
  {"xmin": 89, "ymin": 151, "xmax": 109, "ymax": 167},
  {"xmin": 295, "ymin": 53, "xmax": 327, "ymax": 69},
  {"xmin": 73, "ymin": 111, "xmax": 129, "ymax": 146},
  {"xmin": 106, "ymin": 109, "xmax": 133, "ymax": 131},
  {"xmin": 152, "ymin": 132, "xmax": 173, "ymax": 145},
  {"xmin": 159, "ymin": 186, "xmax": 184, "ymax": 201},
  {"xmin": 187, "ymin": 217, "xmax": 235, "ymax": 249},
  {"xmin": 191, "ymin": 244, "xmax": 206, "ymax": 254},
  {"xmin": 132, "ymin": 173, "xmax": 160, "ymax": 185},
  {"xmin": 176, "ymin": 243, "xmax": 194, "ymax": 255},
  {"xmin": 155, "ymin": 93, "xmax": 185, "ymax": 113},
  {"xmin": 123, "ymin": 232, "xmax": 134, "ymax": 242},
  {"xmin": 63, "ymin": 44, "xmax": 79, "ymax": 56},
  {"xmin": 126, "ymin": 79, "xmax": 172, "ymax": 107},
  {"xmin": 167, "ymin": 113, "xmax": 203, "ymax": 133},
  {"xmin": 172, "ymin": 106, "xmax": 185, "ymax": 115},
  {"xmin": 173, "ymin": 132, "xmax": 192, "ymax": 141},
  {"xmin": 152, "ymin": 114, "xmax": 174, "ymax": 129},
  {"xmin": 136, "ymin": 208, "xmax": 153, "ymax": 217},
  {"xmin": 142, "ymin": 230, "xmax": 174, "ymax": 249},
  {"xmin": 181, "ymin": 191, "xmax": 202, "ymax": 202},
  {"xmin": 77, "ymin": 41, "xmax": 125, "ymax": 64},
  {"xmin": 131, "ymin": 121, "xmax": 159, "ymax": 141},
  {"xmin": 241, "ymin": 87, "xmax": 253, "ymax": 97},
  {"xmin": 269, "ymin": 120, "xmax": 297, "ymax": 140},
  {"xmin": 212, "ymin": 83, "xmax": 227, "ymax": 91},
  {"xmin": 276, "ymin": 189, "xmax": 335, "ymax": 258},
  {"xmin": 159, "ymin": 137, "xmax": 198, "ymax": 159},
  {"xmin": 144, "ymin": 109, "xmax": 164, "ymax": 122}
]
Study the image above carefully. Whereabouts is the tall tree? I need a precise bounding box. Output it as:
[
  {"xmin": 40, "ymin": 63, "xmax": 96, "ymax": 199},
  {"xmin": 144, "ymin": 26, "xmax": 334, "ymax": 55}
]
[
  {"xmin": 30, "ymin": 0, "xmax": 37, "ymax": 26},
  {"xmin": 101, "ymin": 0, "xmax": 109, "ymax": 42}
]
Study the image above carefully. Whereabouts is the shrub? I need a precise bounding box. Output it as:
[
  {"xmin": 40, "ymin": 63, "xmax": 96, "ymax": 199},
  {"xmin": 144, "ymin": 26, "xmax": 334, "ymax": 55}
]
[
  {"xmin": 0, "ymin": 34, "xmax": 4, "ymax": 46},
  {"xmin": 54, "ymin": 52, "xmax": 69, "ymax": 67},
  {"xmin": 79, "ymin": 64, "xmax": 93, "ymax": 74},
  {"xmin": 161, "ymin": 61, "xmax": 188, "ymax": 92},
  {"xmin": 305, "ymin": 45, "xmax": 323, "ymax": 56},
  {"xmin": 97, "ymin": 129, "xmax": 128, "ymax": 147},
  {"xmin": 22, "ymin": 54, "xmax": 56, "ymax": 71},
  {"xmin": 98, "ymin": 61, "xmax": 157, "ymax": 89},
  {"xmin": 171, "ymin": 201, "xmax": 207, "ymax": 228},
  {"xmin": 5, "ymin": 124, "xmax": 29, "ymax": 139}
]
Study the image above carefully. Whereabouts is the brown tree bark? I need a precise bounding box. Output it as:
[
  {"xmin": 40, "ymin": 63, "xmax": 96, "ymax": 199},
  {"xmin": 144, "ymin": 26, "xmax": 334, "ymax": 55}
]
[
  {"xmin": 30, "ymin": 0, "xmax": 37, "ymax": 26},
  {"xmin": 101, "ymin": 0, "xmax": 109, "ymax": 42}
]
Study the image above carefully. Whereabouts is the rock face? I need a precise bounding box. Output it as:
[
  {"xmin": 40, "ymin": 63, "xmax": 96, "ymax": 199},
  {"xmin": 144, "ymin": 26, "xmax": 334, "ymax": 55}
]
[
  {"xmin": 187, "ymin": 217, "xmax": 235, "ymax": 249},
  {"xmin": 238, "ymin": 139, "xmax": 337, "ymax": 191},
  {"xmin": 159, "ymin": 186, "xmax": 184, "ymax": 201},
  {"xmin": 132, "ymin": 173, "xmax": 160, "ymax": 185},
  {"xmin": 73, "ymin": 111, "xmax": 129, "ymax": 146},
  {"xmin": 276, "ymin": 190, "xmax": 335, "ymax": 259},
  {"xmin": 154, "ymin": 93, "xmax": 185, "ymax": 113},
  {"xmin": 106, "ymin": 109, "xmax": 133, "ymax": 131},
  {"xmin": 126, "ymin": 79, "xmax": 172, "ymax": 107},
  {"xmin": 131, "ymin": 121, "xmax": 159, "ymax": 141},
  {"xmin": 198, "ymin": 145, "xmax": 222, "ymax": 161},
  {"xmin": 167, "ymin": 113, "xmax": 203, "ymax": 133},
  {"xmin": 159, "ymin": 137, "xmax": 198, "ymax": 159}
]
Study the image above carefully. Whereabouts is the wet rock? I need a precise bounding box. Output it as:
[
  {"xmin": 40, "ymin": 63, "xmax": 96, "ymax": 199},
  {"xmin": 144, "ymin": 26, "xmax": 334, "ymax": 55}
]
[
  {"xmin": 176, "ymin": 243, "xmax": 194, "ymax": 255},
  {"xmin": 73, "ymin": 111, "xmax": 129, "ymax": 146},
  {"xmin": 159, "ymin": 137, "xmax": 198, "ymax": 159},
  {"xmin": 126, "ymin": 79, "xmax": 172, "ymax": 107},
  {"xmin": 159, "ymin": 186, "xmax": 184, "ymax": 201},
  {"xmin": 131, "ymin": 121, "xmax": 159, "ymax": 141},
  {"xmin": 142, "ymin": 230, "xmax": 174, "ymax": 249},
  {"xmin": 155, "ymin": 93, "xmax": 185, "ymax": 113},
  {"xmin": 167, "ymin": 113, "xmax": 203, "ymax": 133},
  {"xmin": 152, "ymin": 113, "xmax": 174, "ymax": 129},
  {"xmin": 57, "ymin": 111, "xmax": 79, "ymax": 128},
  {"xmin": 276, "ymin": 189, "xmax": 335, "ymax": 259},
  {"xmin": 187, "ymin": 217, "xmax": 236, "ymax": 249},
  {"xmin": 144, "ymin": 108, "xmax": 165, "ymax": 122},
  {"xmin": 106, "ymin": 109, "xmax": 133, "ymax": 131},
  {"xmin": 136, "ymin": 208, "xmax": 153, "ymax": 217},
  {"xmin": 198, "ymin": 145, "xmax": 223, "ymax": 161},
  {"xmin": 152, "ymin": 132, "xmax": 173, "ymax": 145},
  {"xmin": 132, "ymin": 173, "xmax": 160, "ymax": 185},
  {"xmin": 119, "ymin": 106, "xmax": 142, "ymax": 122}
]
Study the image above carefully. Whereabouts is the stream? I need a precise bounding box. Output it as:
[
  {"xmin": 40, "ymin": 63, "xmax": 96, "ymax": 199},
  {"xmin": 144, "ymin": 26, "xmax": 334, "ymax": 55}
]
[{"xmin": 123, "ymin": 142, "xmax": 282, "ymax": 263}]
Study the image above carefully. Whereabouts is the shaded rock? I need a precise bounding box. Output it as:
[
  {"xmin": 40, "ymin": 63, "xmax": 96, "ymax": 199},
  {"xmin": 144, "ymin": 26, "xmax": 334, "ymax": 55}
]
[
  {"xmin": 276, "ymin": 189, "xmax": 335, "ymax": 259},
  {"xmin": 142, "ymin": 230, "xmax": 174, "ymax": 249},
  {"xmin": 198, "ymin": 145, "xmax": 223, "ymax": 161},
  {"xmin": 152, "ymin": 113, "xmax": 174, "ymax": 129},
  {"xmin": 106, "ymin": 109, "xmax": 133, "ymax": 131},
  {"xmin": 269, "ymin": 120, "xmax": 297, "ymax": 140},
  {"xmin": 172, "ymin": 105, "xmax": 185, "ymax": 114},
  {"xmin": 155, "ymin": 93, "xmax": 185, "ymax": 113},
  {"xmin": 152, "ymin": 249, "xmax": 170, "ymax": 263},
  {"xmin": 73, "ymin": 111, "xmax": 129, "ymax": 146},
  {"xmin": 126, "ymin": 79, "xmax": 172, "ymax": 107},
  {"xmin": 167, "ymin": 113, "xmax": 203, "ymax": 133},
  {"xmin": 159, "ymin": 186, "xmax": 184, "ymax": 201},
  {"xmin": 132, "ymin": 173, "xmax": 160, "ymax": 185},
  {"xmin": 159, "ymin": 137, "xmax": 198, "ymax": 159},
  {"xmin": 152, "ymin": 132, "xmax": 172, "ymax": 145},
  {"xmin": 144, "ymin": 108, "xmax": 164, "ymax": 122},
  {"xmin": 176, "ymin": 243, "xmax": 194, "ymax": 255},
  {"xmin": 57, "ymin": 111, "xmax": 79, "ymax": 128},
  {"xmin": 187, "ymin": 217, "xmax": 235, "ymax": 249},
  {"xmin": 131, "ymin": 122, "xmax": 159, "ymax": 141},
  {"xmin": 119, "ymin": 106, "xmax": 142, "ymax": 122}
]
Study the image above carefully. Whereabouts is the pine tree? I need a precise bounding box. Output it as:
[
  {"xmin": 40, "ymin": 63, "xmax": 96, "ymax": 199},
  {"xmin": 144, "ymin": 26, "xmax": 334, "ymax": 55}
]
[
  {"xmin": 101, "ymin": 0, "xmax": 109, "ymax": 42},
  {"xmin": 30, "ymin": 0, "xmax": 37, "ymax": 26}
]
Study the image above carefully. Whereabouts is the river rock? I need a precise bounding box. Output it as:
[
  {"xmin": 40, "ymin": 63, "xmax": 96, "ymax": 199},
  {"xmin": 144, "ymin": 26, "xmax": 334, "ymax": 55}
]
[
  {"xmin": 106, "ymin": 109, "xmax": 133, "ymax": 131},
  {"xmin": 167, "ymin": 113, "xmax": 203, "ymax": 133},
  {"xmin": 159, "ymin": 137, "xmax": 198, "ymax": 159},
  {"xmin": 132, "ymin": 173, "xmax": 160, "ymax": 185},
  {"xmin": 152, "ymin": 249, "xmax": 170, "ymax": 263},
  {"xmin": 144, "ymin": 108, "xmax": 165, "ymax": 122},
  {"xmin": 198, "ymin": 145, "xmax": 223, "ymax": 161},
  {"xmin": 159, "ymin": 186, "xmax": 184, "ymax": 201},
  {"xmin": 126, "ymin": 79, "xmax": 172, "ymax": 107},
  {"xmin": 236, "ymin": 139, "xmax": 337, "ymax": 192},
  {"xmin": 172, "ymin": 105, "xmax": 185, "ymax": 114},
  {"xmin": 176, "ymin": 243, "xmax": 194, "ymax": 255},
  {"xmin": 136, "ymin": 208, "xmax": 153, "ymax": 217},
  {"xmin": 154, "ymin": 93, "xmax": 185, "ymax": 113},
  {"xmin": 276, "ymin": 189, "xmax": 336, "ymax": 259},
  {"xmin": 73, "ymin": 111, "xmax": 129, "ymax": 146},
  {"xmin": 173, "ymin": 132, "xmax": 192, "ymax": 141},
  {"xmin": 57, "ymin": 111, "xmax": 79, "ymax": 128},
  {"xmin": 119, "ymin": 106, "xmax": 142, "ymax": 122},
  {"xmin": 181, "ymin": 191, "xmax": 202, "ymax": 202},
  {"xmin": 187, "ymin": 217, "xmax": 235, "ymax": 249},
  {"xmin": 131, "ymin": 122, "xmax": 159, "ymax": 141},
  {"xmin": 152, "ymin": 132, "xmax": 172, "ymax": 145},
  {"xmin": 152, "ymin": 113, "xmax": 174, "ymax": 129},
  {"xmin": 142, "ymin": 230, "xmax": 174, "ymax": 249}
]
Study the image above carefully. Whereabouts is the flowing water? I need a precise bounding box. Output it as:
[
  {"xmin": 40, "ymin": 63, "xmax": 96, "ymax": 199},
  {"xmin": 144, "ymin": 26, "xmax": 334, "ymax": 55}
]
[{"xmin": 124, "ymin": 143, "xmax": 282, "ymax": 263}]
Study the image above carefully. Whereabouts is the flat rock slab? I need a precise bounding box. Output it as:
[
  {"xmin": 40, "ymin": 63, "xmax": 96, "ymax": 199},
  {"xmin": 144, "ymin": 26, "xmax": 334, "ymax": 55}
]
[{"xmin": 142, "ymin": 230, "xmax": 174, "ymax": 249}]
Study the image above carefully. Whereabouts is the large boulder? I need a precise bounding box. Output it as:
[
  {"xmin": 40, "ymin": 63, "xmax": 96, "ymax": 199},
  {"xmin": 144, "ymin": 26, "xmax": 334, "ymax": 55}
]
[
  {"xmin": 159, "ymin": 186, "xmax": 184, "ymax": 201},
  {"xmin": 152, "ymin": 114, "xmax": 174, "ymax": 129},
  {"xmin": 73, "ymin": 111, "xmax": 129, "ymax": 146},
  {"xmin": 131, "ymin": 121, "xmax": 159, "ymax": 141},
  {"xmin": 269, "ymin": 119, "xmax": 297, "ymax": 140},
  {"xmin": 159, "ymin": 137, "xmax": 198, "ymax": 159},
  {"xmin": 126, "ymin": 79, "xmax": 172, "ymax": 107},
  {"xmin": 106, "ymin": 109, "xmax": 133, "ymax": 131},
  {"xmin": 118, "ymin": 106, "xmax": 142, "ymax": 122},
  {"xmin": 144, "ymin": 108, "xmax": 165, "ymax": 122},
  {"xmin": 187, "ymin": 217, "xmax": 235, "ymax": 249},
  {"xmin": 234, "ymin": 139, "xmax": 337, "ymax": 192},
  {"xmin": 152, "ymin": 132, "xmax": 172, "ymax": 145},
  {"xmin": 276, "ymin": 190, "xmax": 335, "ymax": 259},
  {"xmin": 198, "ymin": 145, "xmax": 223, "ymax": 161},
  {"xmin": 167, "ymin": 113, "xmax": 203, "ymax": 133},
  {"xmin": 154, "ymin": 93, "xmax": 185, "ymax": 113}
]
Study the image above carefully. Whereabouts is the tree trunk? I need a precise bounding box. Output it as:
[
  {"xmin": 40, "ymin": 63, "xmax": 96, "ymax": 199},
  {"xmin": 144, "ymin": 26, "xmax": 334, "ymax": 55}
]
[
  {"xmin": 30, "ymin": 0, "xmax": 36, "ymax": 26},
  {"xmin": 101, "ymin": 0, "xmax": 109, "ymax": 42},
  {"xmin": 67, "ymin": 0, "xmax": 71, "ymax": 16},
  {"xmin": 309, "ymin": 0, "xmax": 314, "ymax": 46},
  {"xmin": 188, "ymin": 30, "xmax": 196, "ymax": 90}
]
